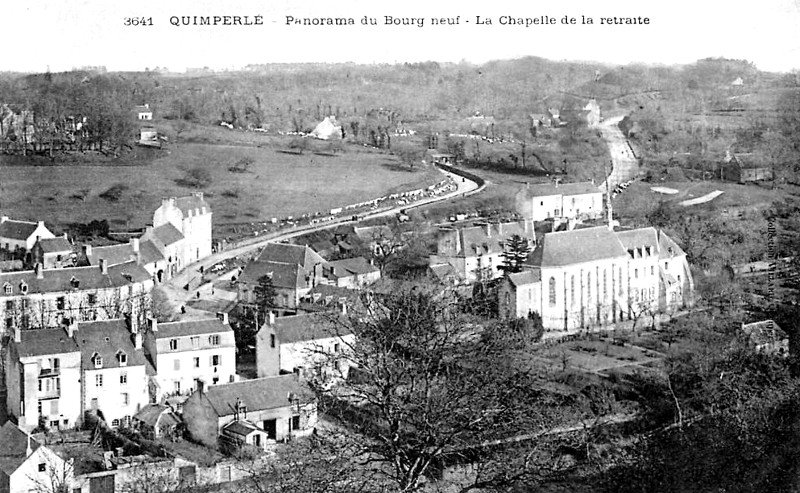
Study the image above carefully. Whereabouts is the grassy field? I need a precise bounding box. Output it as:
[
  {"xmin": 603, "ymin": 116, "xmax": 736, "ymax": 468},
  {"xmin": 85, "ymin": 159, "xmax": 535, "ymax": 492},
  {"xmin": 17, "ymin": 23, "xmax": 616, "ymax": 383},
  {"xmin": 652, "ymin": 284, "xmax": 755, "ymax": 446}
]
[
  {"xmin": 535, "ymin": 338, "xmax": 662, "ymax": 373},
  {"xmin": 0, "ymin": 136, "xmax": 442, "ymax": 233}
]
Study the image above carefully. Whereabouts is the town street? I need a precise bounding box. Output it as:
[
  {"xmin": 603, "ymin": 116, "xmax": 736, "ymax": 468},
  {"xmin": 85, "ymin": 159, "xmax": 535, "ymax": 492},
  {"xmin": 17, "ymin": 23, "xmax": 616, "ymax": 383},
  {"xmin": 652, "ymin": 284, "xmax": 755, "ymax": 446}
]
[
  {"xmin": 159, "ymin": 167, "xmax": 482, "ymax": 318},
  {"xmin": 597, "ymin": 115, "xmax": 640, "ymax": 191}
]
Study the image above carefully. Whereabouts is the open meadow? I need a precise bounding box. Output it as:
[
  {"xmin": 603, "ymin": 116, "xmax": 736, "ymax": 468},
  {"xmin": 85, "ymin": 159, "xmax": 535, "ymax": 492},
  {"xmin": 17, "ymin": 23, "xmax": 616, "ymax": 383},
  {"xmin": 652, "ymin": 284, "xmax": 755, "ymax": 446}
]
[{"xmin": 0, "ymin": 135, "xmax": 442, "ymax": 233}]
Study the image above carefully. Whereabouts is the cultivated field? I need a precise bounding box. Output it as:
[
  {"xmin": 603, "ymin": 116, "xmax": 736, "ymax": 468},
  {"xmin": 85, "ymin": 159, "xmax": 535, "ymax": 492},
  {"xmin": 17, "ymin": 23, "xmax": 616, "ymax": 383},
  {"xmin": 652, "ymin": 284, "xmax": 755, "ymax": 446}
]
[{"xmin": 0, "ymin": 137, "xmax": 442, "ymax": 232}]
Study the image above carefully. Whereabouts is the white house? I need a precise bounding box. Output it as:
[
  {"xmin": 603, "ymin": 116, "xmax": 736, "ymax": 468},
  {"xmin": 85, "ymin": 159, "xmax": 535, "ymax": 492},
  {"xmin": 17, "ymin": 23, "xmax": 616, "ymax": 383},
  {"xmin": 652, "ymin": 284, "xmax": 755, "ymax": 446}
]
[
  {"xmin": 150, "ymin": 193, "xmax": 212, "ymax": 270},
  {"xmin": 4, "ymin": 327, "xmax": 82, "ymax": 432},
  {"xmin": 74, "ymin": 319, "xmax": 150, "ymax": 429},
  {"xmin": 134, "ymin": 104, "xmax": 153, "ymax": 120},
  {"xmin": 514, "ymin": 182, "xmax": 603, "ymax": 222},
  {"xmin": 0, "ymin": 422, "xmax": 74, "ymax": 493},
  {"xmin": 142, "ymin": 314, "xmax": 237, "ymax": 402},
  {"xmin": 0, "ymin": 217, "xmax": 55, "ymax": 253},
  {"xmin": 255, "ymin": 311, "xmax": 354, "ymax": 385}
]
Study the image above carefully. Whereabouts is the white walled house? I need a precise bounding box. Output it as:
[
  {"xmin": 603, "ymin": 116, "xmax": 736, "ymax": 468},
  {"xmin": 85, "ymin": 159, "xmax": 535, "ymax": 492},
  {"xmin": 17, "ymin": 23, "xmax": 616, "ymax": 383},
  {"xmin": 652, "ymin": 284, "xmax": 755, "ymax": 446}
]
[
  {"xmin": 151, "ymin": 193, "xmax": 212, "ymax": 269},
  {"xmin": 143, "ymin": 314, "xmax": 237, "ymax": 402},
  {"xmin": 515, "ymin": 182, "xmax": 603, "ymax": 222},
  {"xmin": 0, "ymin": 422, "xmax": 74, "ymax": 493},
  {"xmin": 4, "ymin": 327, "xmax": 82, "ymax": 432},
  {"xmin": 429, "ymin": 220, "xmax": 535, "ymax": 283},
  {"xmin": 0, "ymin": 261, "xmax": 154, "ymax": 337},
  {"xmin": 0, "ymin": 217, "xmax": 55, "ymax": 253},
  {"xmin": 256, "ymin": 312, "xmax": 354, "ymax": 385},
  {"xmin": 74, "ymin": 319, "xmax": 150, "ymax": 429}
]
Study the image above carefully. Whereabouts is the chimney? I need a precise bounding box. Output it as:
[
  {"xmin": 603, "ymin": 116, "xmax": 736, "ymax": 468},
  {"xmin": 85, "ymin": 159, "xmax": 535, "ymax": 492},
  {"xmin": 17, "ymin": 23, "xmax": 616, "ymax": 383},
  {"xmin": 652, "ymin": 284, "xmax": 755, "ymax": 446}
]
[
  {"xmin": 83, "ymin": 244, "xmax": 92, "ymax": 257},
  {"xmin": 67, "ymin": 318, "xmax": 77, "ymax": 338},
  {"xmin": 14, "ymin": 326, "xmax": 21, "ymax": 343},
  {"xmin": 133, "ymin": 332, "xmax": 142, "ymax": 350},
  {"xmin": 35, "ymin": 263, "xmax": 44, "ymax": 279},
  {"xmin": 217, "ymin": 311, "xmax": 229, "ymax": 324},
  {"xmin": 526, "ymin": 182, "xmax": 530, "ymax": 189},
  {"xmin": 268, "ymin": 311, "xmax": 275, "ymax": 326},
  {"xmin": 130, "ymin": 238, "xmax": 139, "ymax": 253},
  {"xmin": 149, "ymin": 317, "xmax": 158, "ymax": 333},
  {"xmin": 99, "ymin": 258, "xmax": 107, "ymax": 275},
  {"xmin": 145, "ymin": 225, "xmax": 153, "ymax": 235},
  {"xmin": 484, "ymin": 223, "xmax": 491, "ymax": 237},
  {"xmin": 37, "ymin": 221, "xmax": 45, "ymax": 229},
  {"xmin": 193, "ymin": 192, "xmax": 204, "ymax": 201}
]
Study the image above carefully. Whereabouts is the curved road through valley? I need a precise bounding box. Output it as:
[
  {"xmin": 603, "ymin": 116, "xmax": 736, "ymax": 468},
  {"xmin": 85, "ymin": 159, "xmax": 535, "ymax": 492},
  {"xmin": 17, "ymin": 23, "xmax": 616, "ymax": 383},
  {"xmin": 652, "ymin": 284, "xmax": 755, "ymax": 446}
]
[
  {"xmin": 597, "ymin": 115, "xmax": 640, "ymax": 191},
  {"xmin": 160, "ymin": 167, "xmax": 483, "ymax": 318}
]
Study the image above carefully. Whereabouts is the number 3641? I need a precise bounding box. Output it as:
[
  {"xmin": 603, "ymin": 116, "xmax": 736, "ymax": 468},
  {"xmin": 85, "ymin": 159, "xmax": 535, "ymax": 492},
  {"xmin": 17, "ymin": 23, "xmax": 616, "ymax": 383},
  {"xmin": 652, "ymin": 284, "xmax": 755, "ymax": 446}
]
[{"xmin": 124, "ymin": 17, "xmax": 153, "ymax": 26}]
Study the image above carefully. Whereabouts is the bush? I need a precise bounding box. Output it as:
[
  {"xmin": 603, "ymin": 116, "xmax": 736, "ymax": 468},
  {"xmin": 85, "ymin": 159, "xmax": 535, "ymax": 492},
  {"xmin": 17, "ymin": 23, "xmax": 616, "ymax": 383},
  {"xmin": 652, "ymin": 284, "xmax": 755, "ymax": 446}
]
[
  {"xmin": 99, "ymin": 183, "xmax": 128, "ymax": 202},
  {"xmin": 175, "ymin": 167, "xmax": 212, "ymax": 188}
]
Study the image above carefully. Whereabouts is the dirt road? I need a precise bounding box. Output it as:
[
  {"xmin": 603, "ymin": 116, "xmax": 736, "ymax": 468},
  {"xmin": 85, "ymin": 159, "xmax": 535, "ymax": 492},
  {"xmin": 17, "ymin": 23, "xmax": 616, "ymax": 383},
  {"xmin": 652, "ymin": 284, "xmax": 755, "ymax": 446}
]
[{"xmin": 597, "ymin": 115, "xmax": 640, "ymax": 191}]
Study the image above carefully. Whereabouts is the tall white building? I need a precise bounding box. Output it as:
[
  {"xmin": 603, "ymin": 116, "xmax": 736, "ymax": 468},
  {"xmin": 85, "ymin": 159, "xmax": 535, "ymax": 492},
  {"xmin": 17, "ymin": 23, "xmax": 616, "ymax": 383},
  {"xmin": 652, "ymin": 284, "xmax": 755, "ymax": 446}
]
[{"xmin": 149, "ymin": 193, "xmax": 212, "ymax": 270}]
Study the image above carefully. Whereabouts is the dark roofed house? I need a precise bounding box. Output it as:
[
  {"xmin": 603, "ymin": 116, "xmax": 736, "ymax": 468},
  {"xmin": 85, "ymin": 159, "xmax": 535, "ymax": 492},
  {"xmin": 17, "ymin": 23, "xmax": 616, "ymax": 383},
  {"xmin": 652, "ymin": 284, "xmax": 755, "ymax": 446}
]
[
  {"xmin": 722, "ymin": 152, "xmax": 774, "ymax": 183},
  {"xmin": 742, "ymin": 320, "xmax": 788, "ymax": 355},
  {"xmin": 238, "ymin": 260, "xmax": 312, "ymax": 311},
  {"xmin": 514, "ymin": 181, "xmax": 603, "ymax": 222},
  {"xmin": 258, "ymin": 243, "xmax": 324, "ymax": 270},
  {"xmin": 526, "ymin": 226, "xmax": 628, "ymax": 268},
  {"xmin": 0, "ymin": 421, "xmax": 73, "ymax": 493},
  {"xmin": 32, "ymin": 235, "xmax": 75, "ymax": 269},
  {"xmin": 0, "ymin": 216, "xmax": 55, "ymax": 253},
  {"xmin": 133, "ymin": 404, "xmax": 182, "ymax": 440},
  {"xmin": 182, "ymin": 374, "xmax": 318, "ymax": 448},
  {"xmin": 321, "ymin": 257, "xmax": 380, "ymax": 288}
]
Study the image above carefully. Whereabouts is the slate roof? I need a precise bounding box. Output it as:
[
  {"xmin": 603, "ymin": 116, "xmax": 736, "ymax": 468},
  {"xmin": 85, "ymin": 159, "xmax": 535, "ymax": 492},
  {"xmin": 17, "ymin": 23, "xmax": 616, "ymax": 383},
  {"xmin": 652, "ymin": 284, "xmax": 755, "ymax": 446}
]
[
  {"xmin": 742, "ymin": 320, "xmax": 788, "ymax": 346},
  {"xmin": 658, "ymin": 231, "xmax": 686, "ymax": 259},
  {"xmin": 325, "ymin": 257, "xmax": 379, "ymax": 279},
  {"xmin": 202, "ymin": 375, "xmax": 315, "ymax": 418},
  {"xmin": 429, "ymin": 263, "xmax": 458, "ymax": 282},
  {"xmin": 527, "ymin": 227, "xmax": 628, "ymax": 267},
  {"xmin": 87, "ymin": 244, "xmax": 138, "ymax": 266},
  {"xmin": 732, "ymin": 153, "xmax": 770, "ymax": 169},
  {"xmin": 151, "ymin": 223, "xmax": 185, "ymax": 246},
  {"xmin": 263, "ymin": 313, "xmax": 352, "ymax": 344},
  {"xmin": 0, "ymin": 219, "xmax": 40, "ymax": 241},
  {"xmin": 223, "ymin": 420, "xmax": 261, "ymax": 437},
  {"xmin": 615, "ymin": 227, "xmax": 659, "ymax": 252},
  {"xmin": 0, "ymin": 261, "xmax": 151, "ymax": 296},
  {"xmin": 241, "ymin": 261, "xmax": 308, "ymax": 290},
  {"xmin": 0, "ymin": 422, "xmax": 41, "ymax": 475},
  {"xmin": 15, "ymin": 327, "xmax": 79, "ymax": 358},
  {"xmin": 36, "ymin": 237, "xmax": 73, "ymax": 254},
  {"xmin": 519, "ymin": 182, "xmax": 602, "ymax": 199},
  {"xmin": 73, "ymin": 319, "xmax": 147, "ymax": 370},
  {"xmin": 134, "ymin": 105, "xmax": 152, "ymax": 114},
  {"xmin": 507, "ymin": 270, "xmax": 541, "ymax": 287},
  {"xmin": 174, "ymin": 194, "xmax": 211, "ymax": 216},
  {"xmin": 155, "ymin": 318, "xmax": 232, "ymax": 339},
  {"xmin": 134, "ymin": 404, "xmax": 180, "ymax": 428},
  {"xmin": 257, "ymin": 243, "xmax": 322, "ymax": 269},
  {"xmin": 439, "ymin": 220, "xmax": 534, "ymax": 258}
]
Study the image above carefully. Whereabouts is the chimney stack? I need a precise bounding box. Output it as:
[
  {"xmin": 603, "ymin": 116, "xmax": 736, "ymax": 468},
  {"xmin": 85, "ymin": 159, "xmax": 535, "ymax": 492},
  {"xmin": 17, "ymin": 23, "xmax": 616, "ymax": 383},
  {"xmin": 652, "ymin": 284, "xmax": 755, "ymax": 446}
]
[
  {"xmin": 35, "ymin": 263, "xmax": 44, "ymax": 279},
  {"xmin": 130, "ymin": 238, "xmax": 139, "ymax": 253},
  {"xmin": 217, "ymin": 311, "xmax": 229, "ymax": 325},
  {"xmin": 268, "ymin": 311, "xmax": 275, "ymax": 326},
  {"xmin": 67, "ymin": 318, "xmax": 77, "ymax": 338},
  {"xmin": 133, "ymin": 332, "xmax": 142, "ymax": 350},
  {"xmin": 14, "ymin": 326, "xmax": 21, "ymax": 343},
  {"xmin": 484, "ymin": 223, "xmax": 491, "ymax": 237},
  {"xmin": 99, "ymin": 258, "xmax": 107, "ymax": 275},
  {"xmin": 83, "ymin": 244, "xmax": 92, "ymax": 257},
  {"xmin": 149, "ymin": 317, "xmax": 158, "ymax": 333},
  {"xmin": 37, "ymin": 221, "xmax": 45, "ymax": 229}
]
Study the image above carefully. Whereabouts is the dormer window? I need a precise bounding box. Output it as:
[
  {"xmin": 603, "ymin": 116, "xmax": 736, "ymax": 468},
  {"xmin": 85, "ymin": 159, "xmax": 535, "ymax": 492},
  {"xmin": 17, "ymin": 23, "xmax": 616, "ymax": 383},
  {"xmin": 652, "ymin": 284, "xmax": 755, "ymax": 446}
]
[
  {"xmin": 3, "ymin": 283, "xmax": 11, "ymax": 295},
  {"xmin": 70, "ymin": 276, "xmax": 80, "ymax": 289},
  {"xmin": 117, "ymin": 350, "xmax": 127, "ymax": 366},
  {"xmin": 19, "ymin": 282, "xmax": 28, "ymax": 294},
  {"xmin": 92, "ymin": 353, "xmax": 103, "ymax": 369}
]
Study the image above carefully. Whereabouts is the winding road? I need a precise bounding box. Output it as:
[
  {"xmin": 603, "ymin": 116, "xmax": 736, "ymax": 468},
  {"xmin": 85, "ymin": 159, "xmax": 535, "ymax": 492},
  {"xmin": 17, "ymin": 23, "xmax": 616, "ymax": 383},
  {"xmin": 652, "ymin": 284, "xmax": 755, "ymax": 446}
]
[
  {"xmin": 597, "ymin": 115, "xmax": 640, "ymax": 191},
  {"xmin": 160, "ymin": 167, "xmax": 483, "ymax": 318}
]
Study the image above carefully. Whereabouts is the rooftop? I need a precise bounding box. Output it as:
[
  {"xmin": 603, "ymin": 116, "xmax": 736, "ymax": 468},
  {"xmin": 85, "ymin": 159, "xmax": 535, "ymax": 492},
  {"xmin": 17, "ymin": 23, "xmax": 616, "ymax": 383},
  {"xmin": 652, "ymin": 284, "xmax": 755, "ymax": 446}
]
[
  {"xmin": 154, "ymin": 318, "xmax": 232, "ymax": 339},
  {"xmin": 0, "ymin": 422, "xmax": 42, "ymax": 475},
  {"xmin": 36, "ymin": 237, "xmax": 73, "ymax": 254},
  {"xmin": 0, "ymin": 261, "xmax": 151, "ymax": 297},
  {"xmin": 150, "ymin": 223, "xmax": 185, "ymax": 247},
  {"xmin": 324, "ymin": 257, "xmax": 379, "ymax": 279},
  {"xmin": 202, "ymin": 375, "xmax": 315, "ymax": 418},
  {"xmin": 74, "ymin": 319, "xmax": 147, "ymax": 370},
  {"xmin": 240, "ymin": 260, "xmax": 308, "ymax": 290},
  {"xmin": 257, "ymin": 242, "xmax": 322, "ymax": 269},
  {"xmin": 0, "ymin": 218, "xmax": 46, "ymax": 241},
  {"xmin": 507, "ymin": 270, "xmax": 541, "ymax": 287},
  {"xmin": 527, "ymin": 226, "xmax": 628, "ymax": 267},
  {"xmin": 15, "ymin": 327, "xmax": 80, "ymax": 358},
  {"xmin": 518, "ymin": 181, "xmax": 602, "ymax": 199},
  {"xmin": 262, "ymin": 313, "xmax": 352, "ymax": 344},
  {"xmin": 742, "ymin": 320, "xmax": 787, "ymax": 346}
]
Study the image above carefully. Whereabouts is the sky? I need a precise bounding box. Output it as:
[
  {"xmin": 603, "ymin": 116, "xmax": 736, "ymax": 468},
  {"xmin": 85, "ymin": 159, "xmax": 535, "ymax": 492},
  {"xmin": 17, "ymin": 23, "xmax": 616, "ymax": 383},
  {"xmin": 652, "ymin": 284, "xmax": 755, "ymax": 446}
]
[{"xmin": 4, "ymin": 0, "xmax": 800, "ymax": 73}]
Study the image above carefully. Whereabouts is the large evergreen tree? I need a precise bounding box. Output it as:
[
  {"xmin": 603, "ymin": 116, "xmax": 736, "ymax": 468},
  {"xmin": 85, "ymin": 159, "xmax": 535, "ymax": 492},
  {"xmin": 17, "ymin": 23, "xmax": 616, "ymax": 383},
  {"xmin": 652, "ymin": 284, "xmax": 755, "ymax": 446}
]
[
  {"xmin": 253, "ymin": 274, "xmax": 277, "ymax": 325},
  {"xmin": 500, "ymin": 234, "xmax": 532, "ymax": 274}
]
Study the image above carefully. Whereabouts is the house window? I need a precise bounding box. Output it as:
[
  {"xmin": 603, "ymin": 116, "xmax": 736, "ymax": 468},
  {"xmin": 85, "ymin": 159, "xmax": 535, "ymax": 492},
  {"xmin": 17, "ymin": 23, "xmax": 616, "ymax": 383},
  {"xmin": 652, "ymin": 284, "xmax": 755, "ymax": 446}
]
[
  {"xmin": 94, "ymin": 356, "xmax": 103, "ymax": 369},
  {"xmin": 56, "ymin": 297, "xmax": 66, "ymax": 310},
  {"xmin": 50, "ymin": 420, "xmax": 59, "ymax": 428},
  {"xmin": 5, "ymin": 317, "xmax": 11, "ymax": 329},
  {"xmin": 96, "ymin": 374, "xmax": 103, "ymax": 387},
  {"xmin": 38, "ymin": 463, "xmax": 46, "ymax": 472},
  {"xmin": 88, "ymin": 293, "xmax": 97, "ymax": 305},
  {"xmin": 570, "ymin": 275, "xmax": 575, "ymax": 306},
  {"xmin": 112, "ymin": 419, "xmax": 120, "ymax": 428},
  {"xmin": 270, "ymin": 334, "xmax": 276, "ymax": 348},
  {"xmin": 5, "ymin": 300, "xmax": 12, "ymax": 310},
  {"xmin": 52, "ymin": 358, "xmax": 60, "ymax": 372},
  {"xmin": 174, "ymin": 381, "xmax": 181, "ymax": 394},
  {"xmin": 634, "ymin": 269, "xmax": 638, "ymax": 279},
  {"xmin": 548, "ymin": 277, "xmax": 556, "ymax": 306},
  {"xmin": 120, "ymin": 372, "xmax": 127, "ymax": 385},
  {"xmin": 651, "ymin": 266, "xmax": 654, "ymax": 276},
  {"xmin": 38, "ymin": 401, "xmax": 42, "ymax": 415},
  {"xmin": 117, "ymin": 351, "xmax": 127, "ymax": 366},
  {"xmin": 121, "ymin": 393, "xmax": 129, "ymax": 406},
  {"xmin": 291, "ymin": 415, "xmax": 300, "ymax": 431},
  {"xmin": 20, "ymin": 282, "xmax": 28, "ymax": 294},
  {"xmin": 191, "ymin": 336, "xmax": 199, "ymax": 349},
  {"xmin": 169, "ymin": 339, "xmax": 178, "ymax": 351},
  {"xmin": 665, "ymin": 262, "xmax": 669, "ymax": 270},
  {"xmin": 208, "ymin": 335, "xmax": 220, "ymax": 346},
  {"xmin": 174, "ymin": 359, "xmax": 180, "ymax": 371},
  {"xmin": 193, "ymin": 357, "xmax": 200, "ymax": 368},
  {"xmin": 211, "ymin": 355, "xmax": 221, "ymax": 366},
  {"xmin": 334, "ymin": 343, "xmax": 341, "ymax": 353}
]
